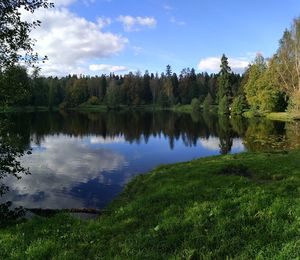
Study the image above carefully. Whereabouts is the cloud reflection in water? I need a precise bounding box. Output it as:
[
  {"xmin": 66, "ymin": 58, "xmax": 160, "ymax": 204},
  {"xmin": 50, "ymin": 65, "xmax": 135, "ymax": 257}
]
[{"xmin": 3, "ymin": 135, "xmax": 127, "ymax": 209}]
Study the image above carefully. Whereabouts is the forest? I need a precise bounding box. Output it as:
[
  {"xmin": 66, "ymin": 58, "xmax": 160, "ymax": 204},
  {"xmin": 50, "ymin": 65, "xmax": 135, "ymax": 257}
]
[
  {"xmin": 2, "ymin": 17, "xmax": 300, "ymax": 117},
  {"xmin": 0, "ymin": 62, "xmax": 242, "ymax": 112}
]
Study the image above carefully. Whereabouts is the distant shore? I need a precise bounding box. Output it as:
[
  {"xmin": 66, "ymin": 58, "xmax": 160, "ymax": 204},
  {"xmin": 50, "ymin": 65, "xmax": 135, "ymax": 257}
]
[{"xmin": 2, "ymin": 104, "xmax": 300, "ymax": 123}]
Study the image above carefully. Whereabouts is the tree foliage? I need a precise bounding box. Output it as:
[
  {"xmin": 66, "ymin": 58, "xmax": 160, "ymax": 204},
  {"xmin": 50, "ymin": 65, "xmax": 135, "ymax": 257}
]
[
  {"xmin": 217, "ymin": 54, "xmax": 232, "ymax": 102},
  {"xmin": 244, "ymin": 55, "xmax": 267, "ymax": 111},
  {"xmin": 242, "ymin": 17, "xmax": 300, "ymax": 114},
  {"xmin": 0, "ymin": 65, "xmax": 244, "ymax": 109},
  {"xmin": 191, "ymin": 98, "xmax": 201, "ymax": 113},
  {"xmin": 275, "ymin": 18, "xmax": 300, "ymax": 95},
  {"xmin": 243, "ymin": 54, "xmax": 287, "ymax": 113},
  {"xmin": 0, "ymin": 116, "xmax": 30, "ymax": 226},
  {"xmin": 0, "ymin": 65, "xmax": 30, "ymax": 106},
  {"xmin": 217, "ymin": 55, "xmax": 232, "ymax": 114},
  {"xmin": 202, "ymin": 93, "xmax": 214, "ymax": 112},
  {"xmin": 218, "ymin": 95, "xmax": 230, "ymax": 115},
  {"xmin": 231, "ymin": 95, "xmax": 247, "ymax": 115},
  {"xmin": 0, "ymin": 0, "xmax": 52, "ymax": 224},
  {"xmin": 0, "ymin": 0, "xmax": 53, "ymax": 69},
  {"xmin": 106, "ymin": 80, "xmax": 122, "ymax": 108}
]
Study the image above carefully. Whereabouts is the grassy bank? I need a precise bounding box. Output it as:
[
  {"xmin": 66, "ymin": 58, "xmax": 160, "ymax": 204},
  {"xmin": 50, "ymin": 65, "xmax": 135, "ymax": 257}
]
[
  {"xmin": 1, "ymin": 151, "xmax": 300, "ymax": 258},
  {"xmin": 265, "ymin": 112, "xmax": 300, "ymax": 122},
  {"xmin": 243, "ymin": 110, "xmax": 300, "ymax": 122}
]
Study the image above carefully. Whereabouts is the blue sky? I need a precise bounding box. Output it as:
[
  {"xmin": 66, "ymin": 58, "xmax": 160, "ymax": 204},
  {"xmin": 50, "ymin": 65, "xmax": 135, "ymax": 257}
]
[{"xmin": 24, "ymin": 0, "xmax": 300, "ymax": 76}]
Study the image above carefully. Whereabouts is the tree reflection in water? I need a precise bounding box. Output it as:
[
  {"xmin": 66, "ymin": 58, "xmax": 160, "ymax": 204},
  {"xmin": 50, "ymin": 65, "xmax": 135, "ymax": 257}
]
[{"xmin": 0, "ymin": 115, "xmax": 31, "ymax": 226}]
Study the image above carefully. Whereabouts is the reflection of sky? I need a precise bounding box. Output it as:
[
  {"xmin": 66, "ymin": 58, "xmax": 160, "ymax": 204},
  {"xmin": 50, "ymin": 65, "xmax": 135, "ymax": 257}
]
[
  {"xmin": 199, "ymin": 137, "xmax": 245, "ymax": 153},
  {"xmin": 2, "ymin": 134, "xmax": 246, "ymax": 209}
]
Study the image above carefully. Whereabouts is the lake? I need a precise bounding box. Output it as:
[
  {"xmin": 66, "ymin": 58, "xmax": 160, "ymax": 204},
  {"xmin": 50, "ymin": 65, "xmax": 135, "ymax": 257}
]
[{"xmin": 1, "ymin": 110, "xmax": 299, "ymax": 210}]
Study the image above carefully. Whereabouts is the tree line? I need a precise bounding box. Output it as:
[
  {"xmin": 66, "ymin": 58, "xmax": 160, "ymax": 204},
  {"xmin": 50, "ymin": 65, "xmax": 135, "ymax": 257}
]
[
  {"xmin": 2, "ymin": 16, "xmax": 300, "ymax": 115},
  {"xmin": 0, "ymin": 63, "xmax": 243, "ymax": 111}
]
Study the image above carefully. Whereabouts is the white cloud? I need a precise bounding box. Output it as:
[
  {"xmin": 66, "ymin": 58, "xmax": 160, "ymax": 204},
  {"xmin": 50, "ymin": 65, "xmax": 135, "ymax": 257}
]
[
  {"xmin": 89, "ymin": 64, "xmax": 128, "ymax": 73},
  {"xmin": 83, "ymin": 0, "xmax": 96, "ymax": 6},
  {"xmin": 97, "ymin": 17, "xmax": 112, "ymax": 28},
  {"xmin": 163, "ymin": 4, "xmax": 174, "ymax": 11},
  {"xmin": 199, "ymin": 137, "xmax": 220, "ymax": 151},
  {"xmin": 198, "ymin": 56, "xmax": 250, "ymax": 73},
  {"xmin": 132, "ymin": 46, "xmax": 142, "ymax": 56},
  {"xmin": 90, "ymin": 136, "xmax": 125, "ymax": 144},
  {"xmin": 199, "ymin": 137, "xmax": 245, "ymax": 152},
  {"xmin": 170, "ymin": 17, "xmax": 186, "ymax": 26},
  {"xmin": 21, "ymin": 8, "xmax": 128, "ymax": 76},
  {"xmin": 117, "ymin": 15, "xmax": 157, "ymax": 32},
  {"xmin": 231, "ymin": 138, "xmax": 245, "ymax": 151}
]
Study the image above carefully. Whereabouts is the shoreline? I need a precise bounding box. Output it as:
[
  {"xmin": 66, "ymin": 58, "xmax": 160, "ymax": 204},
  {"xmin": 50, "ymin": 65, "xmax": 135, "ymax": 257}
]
[
  {"xmin": 2, "ymin": 105, "xmax": 300, "ymax": 123},
  {"xmin": 2, "ymin": 104, "xmax": 299, "ymax": 122}
]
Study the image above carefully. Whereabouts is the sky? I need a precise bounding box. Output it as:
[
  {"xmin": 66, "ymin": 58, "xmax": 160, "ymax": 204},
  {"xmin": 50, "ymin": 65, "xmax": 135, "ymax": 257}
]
[{"xmin": 22, "ymin": 0, "xmax": 300, "ymax": 76}]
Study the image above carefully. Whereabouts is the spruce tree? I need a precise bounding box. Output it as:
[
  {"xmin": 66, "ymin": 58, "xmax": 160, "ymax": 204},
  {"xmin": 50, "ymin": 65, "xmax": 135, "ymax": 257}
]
[{"xmin": 217, "ymin": 54, "xmax": 232, "ymax": 114}]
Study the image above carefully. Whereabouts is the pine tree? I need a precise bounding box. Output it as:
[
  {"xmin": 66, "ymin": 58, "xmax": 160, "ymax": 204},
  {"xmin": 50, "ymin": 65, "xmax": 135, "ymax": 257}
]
[
  {"xmin": 217, "ymin": 54, "xmax": 232, "ymax": 101},
  {"xmin": 166, "ymin": 65, "xmax": 172, "ymax": 77}
]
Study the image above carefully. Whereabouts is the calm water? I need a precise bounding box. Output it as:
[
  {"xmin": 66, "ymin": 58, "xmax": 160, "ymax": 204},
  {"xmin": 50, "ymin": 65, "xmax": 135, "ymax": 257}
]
[{"xmin": 1, "ymin": 111, "xmax": 299, "ymax": 210}]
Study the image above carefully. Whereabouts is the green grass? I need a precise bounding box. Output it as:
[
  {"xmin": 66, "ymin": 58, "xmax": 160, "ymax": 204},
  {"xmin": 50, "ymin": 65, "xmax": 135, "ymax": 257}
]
[
  {"xmin": 2, "ymin": 151, "xmax": 300, "ymax": 258},
  {"xmin": 243, "ymin": 110, "xmax": 300, "ymax": 122},
  {"xmin": 266, "ymin": 112, "xmax": 300, "ymax": 122}
]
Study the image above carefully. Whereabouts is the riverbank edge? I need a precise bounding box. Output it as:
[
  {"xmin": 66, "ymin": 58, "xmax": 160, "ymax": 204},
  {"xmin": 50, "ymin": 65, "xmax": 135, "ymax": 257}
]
[
  {"xmin": 2, "ymin": 105, "xmax": 300, "ymax": 122},
  {"xmin": 243, "ymin": 111, "xmax": 300, "ymax": 122},
  {"xmin": 1, "ymin": 150, "xmax": 300, "ymax": 258},
  {"xmin": 0, "ymin": 104, "xmax": 192, "ymax": 114}
]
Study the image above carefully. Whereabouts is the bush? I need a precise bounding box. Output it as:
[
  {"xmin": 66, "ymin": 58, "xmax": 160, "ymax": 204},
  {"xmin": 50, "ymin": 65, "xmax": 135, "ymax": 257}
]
[
  {"xmin": 191, "ymin": 98, "xmax": 201, "ymax": 113},
  {"xmin": 106, "ymin": 83, "xmax": 122, "ymax": 109}
]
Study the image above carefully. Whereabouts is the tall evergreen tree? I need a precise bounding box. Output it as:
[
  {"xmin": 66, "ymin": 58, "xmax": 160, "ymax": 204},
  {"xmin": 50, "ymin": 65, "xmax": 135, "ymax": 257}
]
[
  {"xmin": 166, "ymin": 65, "xmax": 172, "ymax": 77},
  {"xmin": 217, "ymin": 54, "xmax": 232, "ymax": 101},
  {"xmin": 143, "ymin": 70, "xmax": 152, "ymax": 103},
  {"xmin": 100, "ymin": 75, "xmax": 107, "ymax": 101},
  {"xmin": 217, "ymin": 54, "xmax": 232, "ymax": 114}
]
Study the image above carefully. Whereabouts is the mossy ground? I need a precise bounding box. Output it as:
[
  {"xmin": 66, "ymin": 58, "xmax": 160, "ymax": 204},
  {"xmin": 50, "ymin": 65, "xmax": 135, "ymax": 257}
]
[{"xmin": 1, "ymin": 151, "xmax": 300, "ymax": 259}]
